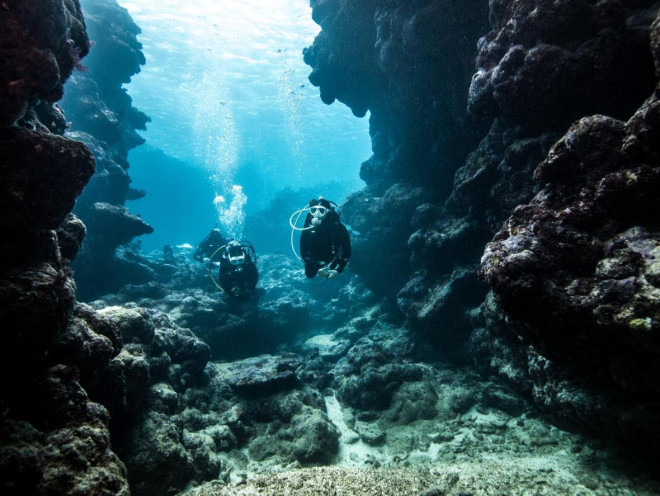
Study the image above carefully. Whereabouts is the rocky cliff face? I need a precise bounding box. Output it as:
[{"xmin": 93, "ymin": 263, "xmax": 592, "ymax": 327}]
[
  {"xmin": 479, "ymin": 9, "xmax": 660, "ymax": 460},
  {"xmin": 60, "ymin": 0, "xmax": 154, "ymax": 301},
  {"xmin": 0, "ymin": 0, "xmax": 130, "ymax": 493},
  {"xmin": 304, "ymin": 0, "xmax": 493, "ymax": 314},
  {"xmin": 304, "ymin": 0, "xmax": 660, "ymax": 463}
]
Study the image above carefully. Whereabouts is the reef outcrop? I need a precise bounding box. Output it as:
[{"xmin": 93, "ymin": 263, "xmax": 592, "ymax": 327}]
[
  {"xmin": 60, "ymin": 0, "xmax": 153, "ymax": 301},
  {"xmin": 305, "ymin": 0, "xmax": 660, "ymax": 466},
  {"xmin": 0, "ymin": 0, "xmax": 131, "ymax": 494},
  {"xmin": 480, "ymin": 25, "xmax": 660, "ymax": 459}
]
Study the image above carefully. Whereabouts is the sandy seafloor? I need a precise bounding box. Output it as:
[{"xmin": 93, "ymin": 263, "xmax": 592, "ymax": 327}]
[
  {"xmin": 183, "ymin": 460, "xmax": 658, "ymax": 496},
  {"xmin": 180, "ymin": 394, "xmax": 659, "ymax": 495}
]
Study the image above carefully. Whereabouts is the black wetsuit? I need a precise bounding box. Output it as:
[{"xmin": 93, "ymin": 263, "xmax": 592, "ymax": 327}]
[
  {"xmin": 194, "ymin": 229, "xmax": 227, "ymax": 262},
  {"xmin": 219, "ymin": 251, "xmax": 259, "ymax": 298},
  {"xmin": 300, "ymin": 210, "xmax": 351, "ymax": 278}
]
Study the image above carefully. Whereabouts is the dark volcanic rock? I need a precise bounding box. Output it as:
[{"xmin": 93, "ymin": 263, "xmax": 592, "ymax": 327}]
[
  {"xmin": 74, "ymin": 201, "xmax": 155, "ymax": 299},
  {"xmin": 342, "ymin": 184, "xmax": 433, "ymax": 297},
  {"xmin": 304, "ymin": 0, "xmax": 490, "ymax": 194},
  {"xmin": 85, "ymin": 202, "xmax": 154, "ymax": 251},
  {"xmin": 481, "ymin": 40, "xmax": 660, "ymax": 459},
  {"xmin": 468, "ymin": 0, "xmax": 657, "ymax": 128},
  {"xmin": 68, "ymin": 131, "xmax": 133, "ymax": 210},
  {"xmin": 0, "ymin": 3, "xmax": 145, "ymax": 490},
  {"xmin": 452, "ymin": 1, "xmax": 659, "ymax": 243},
  {"xmin": 0, "ymin": 365, "xmax": 130, "ymax": 496},
  {"xmin": 0, "ymin": 127, "xmax": 95, "ymax": 232},
  {"xmin": 56, "ymin": 213, "xmax": 88, "ymax": 261},
  {"xmin": 224, "ymin": 354, "xmax": 303, "ymax": 397},
  {"xmin": 398, "ymin": 267, "xmax": 488, "ymax": 363},
  {"xmin": 56, "ymin": 302, "xmax": 123, "ymax": 392},
  {"xmin": 306, "ymin": 0, "xmax": 660, "ymax": 469},
  {"xmin": 447, "ymin": 122, "xmax": 563, "ymax": 232},
  {"xmin": 122, "ymin": 411, "xmax": 197, "ymax": 496},
  {"xmin": 60, "ymin": 0, "xmax": 153, "ymax": 301},
  {"xmin": 0, "ymin": 247, "xmax": 77, "ymax": 378},
  {"xmin": 481, "ymin": 107, "xmax": 660, "ymax": 365},
  {"xmin": 334, "ymin": 337, "xmax": 423, "ymax": 410},
  {"xmin": 0, "ymin": 0, "xmax": 90, "ymax": 127}
]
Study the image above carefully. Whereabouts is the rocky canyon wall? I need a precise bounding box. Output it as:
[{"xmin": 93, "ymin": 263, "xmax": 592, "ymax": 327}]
[
  {"xmin": 304, "ymin": 0, "xmax": 660, "ymax": 463},
  {"xmin": 60, "ymin": 0, "xmax": 154, "ymax": 301},
  {"xmin": 0, "ymin": 0, "xmax": 130, "ymax": 493}
]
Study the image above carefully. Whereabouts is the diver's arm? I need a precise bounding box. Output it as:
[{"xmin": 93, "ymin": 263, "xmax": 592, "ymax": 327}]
[
  {"xmin": 299, "ymin": 229, "xmax": 312, "ymax": 261},
  {"xmin": 329, "ymin": 256, "xmax": 348, "ymax": 273},
  {"xmin": 328, "ymin": 224, "xmax": 351, "ymax": 273}
]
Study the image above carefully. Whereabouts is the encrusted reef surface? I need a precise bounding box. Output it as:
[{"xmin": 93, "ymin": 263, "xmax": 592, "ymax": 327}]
[
  {"xmin": 59, "ymin": 0, "xmax": 153, "ymax": 301},
  {"xmin": 304, "ymin": 0, "xmax": 660, "ymax": 473},
  {"xmin": 480, "ymin": 43, "xmax": 660, "ymax": 460},
  {"xmin": 0, "ymin": 0, "xmax": 130, "ymax": 494},
  {"xmin": 304, "ymin": 0, "xmax": 493, "ymax": 300},
  {"xmin": 79, "ymin": 249, "xmax": 660, "ymax": 495},
  {"xmin": 474, "ymin": 0, "xmax": 660, "ymax": 464}
]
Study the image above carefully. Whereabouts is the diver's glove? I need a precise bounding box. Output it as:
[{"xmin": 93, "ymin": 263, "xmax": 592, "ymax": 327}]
[{"xmin": 318, "ymin": 266, "xmax": 339, "ymax": 279}]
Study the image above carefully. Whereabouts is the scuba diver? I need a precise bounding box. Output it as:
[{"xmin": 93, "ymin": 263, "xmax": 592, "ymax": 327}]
[
  {"xmin": 290, "ymin": 197, "xmax": 351, "ymax": 279},
  {"xmin": 194, "ymin": 227, "xmax": 228, "ymax": 263},
  {"xmin": 208, "ymin": 240, "xmax": 259, "ymax": 299}
]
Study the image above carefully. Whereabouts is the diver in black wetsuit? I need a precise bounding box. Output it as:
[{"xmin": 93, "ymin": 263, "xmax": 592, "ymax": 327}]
[
  {"xmin": 299, "ymin": 198, "xmax": 351, "ymax": 279},
  {"xmin": 218, "ymin": 240, "xmax": 259, "ymax": 298},
  {"xmin": 194, "ymin": 227, "xmax": 228, "ymax": 263}
]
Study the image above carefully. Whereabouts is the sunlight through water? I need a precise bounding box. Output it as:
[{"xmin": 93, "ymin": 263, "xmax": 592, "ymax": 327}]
[{"xmin": 117, "ymin": 0, "xmax": 371, "ymax": 237}]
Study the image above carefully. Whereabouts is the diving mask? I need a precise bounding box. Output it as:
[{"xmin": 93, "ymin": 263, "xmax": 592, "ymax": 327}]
[
  {"xmin": 229, "ymin": 252, "xmax": 245, "ymax": 266},
  {"xmin": 310, "ymin": 205, "xmax": 328, "ymax": 220},
  {"xmin": 227, "ymin": 243, "xmax": 246, "ymax": 265}
]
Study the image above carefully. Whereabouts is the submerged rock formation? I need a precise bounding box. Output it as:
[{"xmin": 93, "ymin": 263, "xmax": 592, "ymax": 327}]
[
  {"xmin": 0, "ymin": 0, "xmax": 130, "ymax": 494},
  {"xmin": 79, "ymin": 252, "xmax": 378, "ymax": 495},
  {"xmin": 473, "ymin": 0, "xmax": 660, "ymax": 463},
  {"xmin": 305, "ymin": 0, "xmax": 660, "ymax": 466},
  {"xmin": 305, "ymin": 0, "xmax": 492, "ymax": 305},
  {"xmin": 60, "ymin": 0, "xmax": 153, "ymax": 301},
  {"xmin": 480, "ymin": 27, "xmax": 660, "ymax": 460},
  {"xmin": 87, "ymin": 247, "xmax": 660, "ymax": 496}
]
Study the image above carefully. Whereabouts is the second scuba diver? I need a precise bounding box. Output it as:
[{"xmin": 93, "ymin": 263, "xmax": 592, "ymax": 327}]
[
  {"xmin": 297, "ymin": 198, "xmax": 351, "ymax": 279},
  {"xmin": 217, "ymin": 240, "xmax": 259, "ymax": 298},
  {"xmin": 195, "ymin": 228, "xmax": 259, "ymax": 299}
]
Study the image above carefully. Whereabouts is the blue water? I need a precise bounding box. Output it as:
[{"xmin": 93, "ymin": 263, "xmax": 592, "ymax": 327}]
[{"xmin": 118, "ymin": 0, "xmax": 372, "ymax": 251}]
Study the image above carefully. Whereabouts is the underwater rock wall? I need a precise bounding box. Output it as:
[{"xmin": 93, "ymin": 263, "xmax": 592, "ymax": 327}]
[
  {"xmin": 304, "ymin": 0, "xmax": 490, "ymax": 194},
  {"xmin": 0, "ymin": 0, "xmax": 131, "ymax": 493},
  {"xmin": 304, "ymin": 0, "xmax": 493, "ymax": 310},
  {"xmin": 306, "ymin": 0, "xmax": 660, "ymax": 462},
  {"xmin": 60, "ymin": 0, "xmax": 154, "ymax": 301},
  {"xmin": 479, "ymin": 7, "xmax": 660, "ymax": 461}
]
